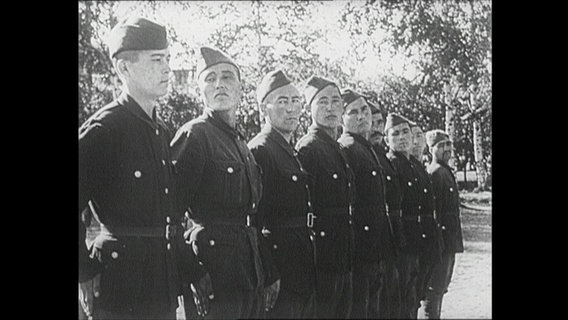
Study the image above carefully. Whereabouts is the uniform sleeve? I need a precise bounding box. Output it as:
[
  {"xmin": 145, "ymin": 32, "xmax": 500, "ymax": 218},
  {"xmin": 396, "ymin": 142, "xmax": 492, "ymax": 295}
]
[
  {"xmin": 78, "ymin": 123, "xmax": 110, "ymax": 282},
  {"xmin": 430, "ymin": 169, "xmax": 446, "ymax": 218},
  {"xmin": 170, "ymin": 128, "xmax": 206, "ymax": 218},
  {"xmin": 249, "ymin": 146, "xmax": 281, "ymax": 286}
]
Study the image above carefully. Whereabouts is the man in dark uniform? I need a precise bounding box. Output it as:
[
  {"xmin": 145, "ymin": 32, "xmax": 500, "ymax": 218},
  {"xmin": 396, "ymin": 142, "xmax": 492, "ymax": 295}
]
[
  {"xmin": 79, "ymin": 16, "xmax": 200, "ymax": 319},
  {"xmin": 248, "ymin": 70, "xmax": 317, "ymax": 318},
  {"xmin": 408, "ymin": 122, "xmax": 444, "ymax": 318},
  {"xmin": 384, "ymin": 113, "xmax": 424, "ymax": 319},
  {"xmin": 337, "ymin": 90, "xmax": 396, "ymax": 318},
  {"xmin": 170, "ymin": 46, "xmax": 279, "ymax": 319},
  {"xmin": 423, "ymin": 130, "xmax": 464, "ymax": 319},
  {"xmin": 295, "ymin": 76, "xmax": 355, "ymax": 319}
]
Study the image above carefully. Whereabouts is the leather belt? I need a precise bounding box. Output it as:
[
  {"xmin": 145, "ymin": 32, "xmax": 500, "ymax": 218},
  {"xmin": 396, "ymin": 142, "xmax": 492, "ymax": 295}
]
[{"xmin": 100, "ymin": 224, "xmax": 165, "ymax": 238}]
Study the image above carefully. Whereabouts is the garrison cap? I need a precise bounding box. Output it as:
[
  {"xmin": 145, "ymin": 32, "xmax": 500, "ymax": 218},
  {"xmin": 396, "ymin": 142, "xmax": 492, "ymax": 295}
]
[
  {"xmin": 425, "ymin": 129, "xmax": 450, "ymax": 147},
  {"xmin": 303, "ymin": 76, "xmax": 339, "ymax": 107},
  {"xmin": 341, "ymin": 89, "xmax": 365, "ymax": 109},
  {"xmin": 107, "ymin": 16, "xmax": 168, "ymax": 58},
  {"xmin": 367, "ymin": 99, "xmax": 385, "ymax": 116},
  {"xmin": 384, "ymin": 113, "xmax": 411, "ymax": 134},
  {"xmin": 257, "ymin": 70, "xmax": 292, "ymax": 104},
  {"xmin": 408, "ymin": 120, "xmax": 420, "ymax": 129},
  {"xmin": 196, "ymin": 46, "xmax": 241, "ymax": 81}
]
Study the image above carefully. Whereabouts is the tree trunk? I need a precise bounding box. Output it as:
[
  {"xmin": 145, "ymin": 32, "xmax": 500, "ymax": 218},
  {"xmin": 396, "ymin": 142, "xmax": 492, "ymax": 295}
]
[
  {"xmin": 443, "ymin": 84, "xmax": 457, "ymax": 170},
  {"xmin": 473, "ymin": 119, "xmax": 487, "ymax": 191}
]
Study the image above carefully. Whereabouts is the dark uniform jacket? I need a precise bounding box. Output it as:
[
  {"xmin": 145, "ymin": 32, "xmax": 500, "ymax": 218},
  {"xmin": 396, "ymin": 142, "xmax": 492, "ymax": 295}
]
[
  {"xmin": 248, "ymin": 124, "xmax": 316, "ymax": 296},
  {"xmin": 374, "ymin": 143, "xmax": 405, "ymax": 252},
  {"xmin": 410, "ymin": 156, "xmax": 443, "ymax": 264},
  {"xmin": 295, "ymin": 125, "xmax": 355, "ymax": 274},
  {"xmin": 386, "ymin": 150, "xmax": 424, "ymax": 255},
  {"xmin": 78, "ymin": 93, "xmax": 190, "ymax": 315},
  {"xmin": 338, "ymin": 132, "xmax": 396, "ymax": 264},
  {"xmin": 427, "ymin": 161, "xmax": 464, "ymax": 254},
  {"xmin": 170, "ymin": 108, "xmax": 266, "ymax": 291}
]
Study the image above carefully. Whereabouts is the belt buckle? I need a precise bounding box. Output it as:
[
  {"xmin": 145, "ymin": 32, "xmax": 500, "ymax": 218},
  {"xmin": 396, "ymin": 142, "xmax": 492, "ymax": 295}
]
[
  {"xmin": 307, "ymin": 212, "xmax": 315, "ymax": 228},
  {"xmin": 246, "ymin": 215, "xmax": 251, "ymax": 227}
]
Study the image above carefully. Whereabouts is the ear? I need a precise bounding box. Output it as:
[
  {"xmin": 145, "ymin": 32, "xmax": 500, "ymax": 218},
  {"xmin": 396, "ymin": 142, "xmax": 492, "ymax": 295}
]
[
  {"xmin": 258, "ymin": 102, "xmax": 267, "ymax": 116},
  {"xmin": 115, "ymin": 59, "xmax": 130, "ymax": 79}
]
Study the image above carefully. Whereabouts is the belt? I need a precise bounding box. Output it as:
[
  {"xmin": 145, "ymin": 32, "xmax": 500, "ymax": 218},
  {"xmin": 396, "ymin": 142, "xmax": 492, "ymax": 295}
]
[
  {"xmin": 99, "ymin": 224, "xmax": 165, "ymax": 238},
  {"xmin": 279, "ymin": 212, "xmax": 316, "ymax": 228},
  {"xmin": 203, "ymin": 215, "xmax": 253, "ymax": 227}
]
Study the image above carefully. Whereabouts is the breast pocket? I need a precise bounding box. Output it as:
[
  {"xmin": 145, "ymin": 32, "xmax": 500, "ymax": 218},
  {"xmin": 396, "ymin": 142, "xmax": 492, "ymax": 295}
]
[{"xmin": 210, "ymin": 160, "xmax": 246, "ymax": 205}]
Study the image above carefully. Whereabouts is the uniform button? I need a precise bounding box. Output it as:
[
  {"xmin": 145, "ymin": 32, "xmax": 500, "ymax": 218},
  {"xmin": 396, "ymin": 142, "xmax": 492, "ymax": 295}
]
[
  {"xmin": 307, "ymin": 201, "xmax": 311, "ymax": 207},
  {"xmin": 441, "ymin": 225, "xmax": 446, "ymax": 230},
  {"xmin": 134, "ymin": 170, "xmax": 142, "ymax": 178},
  {"xmin": 198, "ymin": 261, "xmax": 204, "ymax": 266},
  {"xmin": 164, "ymin": 188, "xmax": 169, "ymax": 194},
  {"xmin": 162, "ymin": 160, "xmax": 166, "ymax": 166},
  {"xmin": 155, "ymin": 129, "xmax": 160, "ymax": 135},
  {"xmin": 364, "ymin": 226, "xmax": 369, "ymax": 231},
  {"xmin": 387, "ymin": 175, "xmax": 391, "ymax": 181},
  {"xmin": 424, "ymin": 188, "xmax": 428, "ymax": 193},
  {"xmin": 349, "ymin": 220, "xmax": 353, "ymax": 225},
  {"xmin": 418, "ymin": 205, "xmax": 422, "ymax": 210},
  {"xmin": 273, "ymin": 244, "xmax": 278, "ymax": 250},
  {"xmin": 166, "ymin": 216, "xmax": 171, "ymax": 224},
  {"xmin": 252, "ymin": 203, "xmax": 256, "ymax": 209},
  {"xmin": 209, "ymin": 239, "xmax": 215, "ymax": 246},
  {"xmin": 320, "ymin": 231, "xmax": 326, "ymax": 237},
  {"xmin": 408, "ymin": 181, "xmax": 412, "ymax": 186},
  {"xmin": 422, "ymin": 234, "xmax": 427, "ymax": 238},
  {"xmin": 348, "ymin": 182, "xmax": 351, "ymax": 188},
  {"xmin": 346, "ymin": 164, "xmax": 350, "ymax": 169},
  {"xmin": 449, "ymin": 187, "xmax": 454, "ymax": 192},
  {"xmin": 227, "ymin": 167, "xmax": 234, "ymax": 174},
  {"xmin": 167, "ymin": 243, "xmax": 171, "ymax": 250},
  {"xmin": 111, "ymin": 251, "xmax": 119, "ymax": 259},
  {"xmin": 372, "ymin": 170, "xmax": 377, "ymax": 176},
  {"xmin": 332, "ymin": 173, "xmax": 338, "ymax": 179},
  {"xmin": 415, "ymin": 178, "xmax": 418, "ymax": 182},
  {"xmin": 292, "ymin": 175, "xmax": 298, "ymax": 182}
]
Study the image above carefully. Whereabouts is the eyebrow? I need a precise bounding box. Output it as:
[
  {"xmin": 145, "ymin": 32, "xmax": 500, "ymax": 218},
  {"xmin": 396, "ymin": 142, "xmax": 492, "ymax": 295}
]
[
  {"xmin": 276, "ymin": 96, "xmax": 289, "ymax": 101},
  {"xmin": 150, "ymin": 53, "xmax": 167, "ymax": 58},
  {"xmin": 221, "ymin": 70, "xmax": 235, "ymax": 76}
]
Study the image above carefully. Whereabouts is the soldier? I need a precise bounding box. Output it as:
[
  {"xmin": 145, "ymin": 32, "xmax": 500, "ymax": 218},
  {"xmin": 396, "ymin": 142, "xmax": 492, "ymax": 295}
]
[
  {"xmin": 408, "ymin": 122, "xmax": 444, "ymax": 317},
  {"xmin": 423, "ymin": 130, "xmax": 464, "ymax": 319},
  {"xmin": 367, "ymin": 102, "xmax": 403, "ymax": 319},
  {"xmin": 337, "ymin": 90, "xmax": 396, "ymax": 318},
  {"xmin": 248, "ymin": 70, "xmax": 317, "ymax": 318},
  {"xmin": 78, "ymin": 16, "xmax": 199, "ymax": 319},
  {"xmin": 384, "ymin": 113, "xmax": 424, "ymax": 319},
  {"xmin": 170, "ymin": 46, "xmax": 279, "ymax": 318},
  {"xmin": 295, "ymin": 76, "xmax": 355, "ymax": 319}
]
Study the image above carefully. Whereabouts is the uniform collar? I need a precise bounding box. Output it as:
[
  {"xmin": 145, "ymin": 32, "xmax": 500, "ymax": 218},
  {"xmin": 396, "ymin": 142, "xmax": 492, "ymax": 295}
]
[
  {"xmin": 203, "ymin": 108, "xmax": 245, "ymax": 140},
  {"xmin": 119, "ymin": 92, "xmax": 159, "ymax": 129},
  {"xmin": 309, "ymin": 125, "xmax": 338, "ymax": 146},
  {"xmin": 263, "ymin": 124, "xmax": 295, "ymax": 158},
  {"xmin": 343, "ymin": 131, "xmax": 372, "ymax": 148}
]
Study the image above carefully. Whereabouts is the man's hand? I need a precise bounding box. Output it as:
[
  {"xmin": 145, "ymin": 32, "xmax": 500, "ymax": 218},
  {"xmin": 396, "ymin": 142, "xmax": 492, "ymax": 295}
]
[
  {"xmin": 264, "ymin": 279, "xmax": 281, "ymax": 312},
  {"xmin": 79, "ymin": 273, "xmax": 101, "ymax": 319},
  {"xmin": 190, "ymin": 272, "xmax": 214, "ymax": 317}
]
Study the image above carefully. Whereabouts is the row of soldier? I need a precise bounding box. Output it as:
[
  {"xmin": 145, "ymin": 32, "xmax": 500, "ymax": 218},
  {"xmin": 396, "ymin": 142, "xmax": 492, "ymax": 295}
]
[{"xmin": 78, "ymin": 16, "xmax": 464, "ymax": 319}]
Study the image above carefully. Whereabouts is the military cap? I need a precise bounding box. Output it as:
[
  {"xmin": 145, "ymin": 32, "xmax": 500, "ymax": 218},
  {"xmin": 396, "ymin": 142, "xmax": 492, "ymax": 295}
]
[
  {"xmin": 425, "ymin": 129, "xmax": 450, "ymax": 147},
  {"xmin": 367, "ymin": 99, "xmax": 385, "ymax": 115},
  {"xmin": 257, "ymin": 70, "xmax": 292, "ymax": 104},
  {"xmin": 107, "ymin": 16, "xmax": 168, "ymax": 58},
  {"xmin": 196, "ymin": 46, "xmax": 240, "ymax": 81},
  {"xmin": 341, "ymin": 89, "xmax": 365, "ymax": 109},
  {"xmin": 384, "ymin": 113, "xmax": 411, "ymax": 134},
  {"xmin": 408, "ymin": 120, "xmax": 420, "ymax": 129},
  {"xmin": 303, "ymin": 76, "xmax": 339, "ymax": 107}
]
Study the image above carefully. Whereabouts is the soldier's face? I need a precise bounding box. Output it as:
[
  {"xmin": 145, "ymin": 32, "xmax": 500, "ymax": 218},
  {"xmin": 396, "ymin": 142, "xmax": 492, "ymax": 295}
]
[
  {"xmin": 342, "ymin": 98, "xmax": 372, "ymax": 135},
  {"xmin": 411, "ymin": 126, "xmax": 426, "ymax": 159},
  {"xmin": 431, "ymin": 138, "xmax": 453, "ymax": 163},
  {"xmin": 369, "ymin": 113, "xmax": 385, "ymax": 144},
  {"xmin": 263, "ymin": 84, "xmax": 302, "ymax": 135},
  {"xmin": 385, "ymin": 122, "xmax": 412, "ymax": 153},
  {"xmin": 125, "ymin": 49, "xmax": 171, "ymax": 98},
  {"xmin": 311, "ymin": 85, "xmax": 343, "ymax": 129},
  {"xmin": 199, "ymin": 63, "xmax": 242, "ymax": 111}
]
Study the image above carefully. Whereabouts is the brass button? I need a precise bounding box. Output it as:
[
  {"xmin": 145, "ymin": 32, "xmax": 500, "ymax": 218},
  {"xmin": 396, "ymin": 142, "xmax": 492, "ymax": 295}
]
[
  {"xmin": 348, "ymin": 182, "xmax": 351, "ymax": 188},
  {"xmin": 349, "ymin": 220, "xmax": 353, "ymax": 225},
  {"xmin": 162, "ymin": 160, "xmax": 166, "ymax": 166},
  {"xmin": 134, "ymin": 170, "xmax": 142, "ymax": 178},
  {"xmin": 418, "ymin": 205, "xmax": 421, "ymax": 210},
  {"xmin": 111, "ymin": 251, "xmax": 119, "ymax": 259},
  {"xmin": 449, "ymin": 187, "xmax": 454, "ymax": 192},
  {"xmin": 292, "ymin": 175, "xmax": 298, "ymax": 182},
  {"xmin": 307, "ymin": 201, "xmax": 311, "ymax": 207},
  {"xmin": 167, "ymin": 243, "xmax": 171, "ymax": 250},
  {"xmin": 408, "ymin": 181, "xmax": 412, "ymax": 186},
  {"xmin": 166, "ymin": 216, "xmax": 171, "ymax": 224},
  {"xmin": 387, "ymin": 175, "xmax": 391, "ymax": 181},
  {"xmin": 372, "ymin": 171, "xmax": 377, "ymax": 176},
  {"xmin": 441, "ymin": 225, "xmax": 446, "ymax": 230},
  {"xmin": 332, "ymin": 173, "xmax": 338, "ymax": 179},
  {"xmin": 227, "ymin": 167, "xmax": 234, "ymax": 174},
  {"xmin": 164, "ymin": 188, "xmax": 169, "ymax": 194},
  {"xmin": 424, "ymin": 188, "xmax": 428, "ymax": 193},
  {"xmin": 155, "ymin": 129, "xmax": 160, "ymax": 135},
  {"xmin": 320, "ymin": 231, "xmax": 326, "ymax": 237},
  {"xmin": 209, "ymin": 239, "xmax": 215, "ymax": 246},
  {"xmin": 364, "ymin": 226, "xmax": 369, "ymax": 231},
  {"xmin": 273, "ymin": 244, "xmax": 278, "ymax": 249},
  {"xmin": 346, "ymin": 164, "xmax": 350, "ymax": 169},
  {"xmin": 422, "ymin": 234, "xmax": 427, "ymax": 238},
  {"xmin": 252, "ymin": 203, "xmax": 256, "ymax": 209}
]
